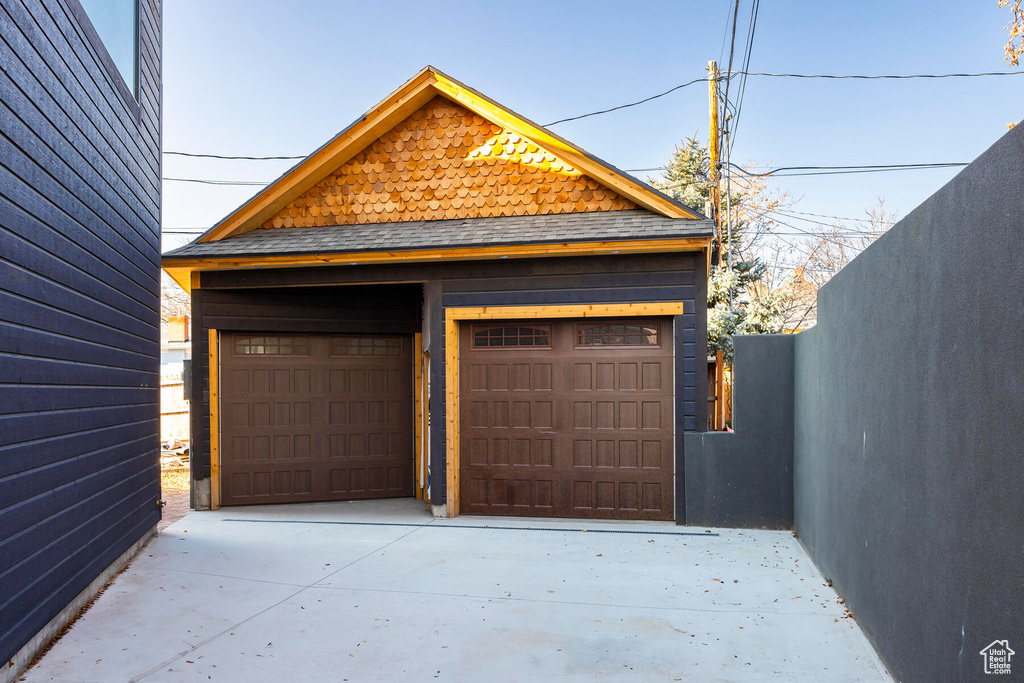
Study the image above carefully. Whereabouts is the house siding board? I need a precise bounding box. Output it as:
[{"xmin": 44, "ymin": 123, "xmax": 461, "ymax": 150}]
[
  {"xmin": 2, "ymin": 489, "xmax": 157, "ymax": 648},
  {"xmin": 0, "ymin": 0, "xmax": 161, "ymax": 666},
  {"xmin": 1, "ymin": 0, "xmax": 160, "ymax": 220},
  {"xmin": 198, "ymin": 253, "xmax": 693, "ymax": 290}
]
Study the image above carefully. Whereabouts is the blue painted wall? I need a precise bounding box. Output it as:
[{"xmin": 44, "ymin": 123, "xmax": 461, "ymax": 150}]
[
  {"xmin": 0, "ymin": 0, "xmax": 162, "ymax": 664},
  {"xmin": 793, "ymin": 123, "xmax": 1024, "ymax": 683}
]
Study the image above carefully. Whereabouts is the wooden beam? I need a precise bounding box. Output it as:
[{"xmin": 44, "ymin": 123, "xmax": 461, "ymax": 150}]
[
  {"xmin": 162, "ymin": 238, "xmax": 711, "ymax": 282},
  {"xmin": 444, "ymin": 315, "xmax": 459, "ymax": 517},
  {"xmin": 449, "ymin": 302, "xmax": 685, "ymax": 321},
  {"xmin": 162, "ymin": 267, "xmax": 193, "ymax": 294},
  {"xmin": 423, "ymin": 350, "xmax": 431, "ymax": 506},
  {"xmin": 413, "ymin": 333, "xmax": 423, "ymax": 501},
  {"xmin": 208, "ymin": 329, "xmax": 220, "ymax": 511},
  {"xmin": 200, "ymin": 70, "xmax": 442, "ymax": 242}
]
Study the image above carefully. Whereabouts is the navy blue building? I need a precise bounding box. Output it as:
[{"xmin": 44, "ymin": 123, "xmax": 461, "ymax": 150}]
[
  {"xmin": 163, "ymin": 68, "xmax": 713, "ymax": 523},
  {"xmin": 0, "ymin": 0, "xmax": 162, "ymax": 675}
]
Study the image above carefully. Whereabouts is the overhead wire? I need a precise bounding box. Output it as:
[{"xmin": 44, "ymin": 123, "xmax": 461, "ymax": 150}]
[
  {"xmin": 164, "ymin": 151, "xmax": 305, "ymax": 160},
  {"xmin": 727, "ymin": 70, "xmax": 1024, "ymax": 80},
  {"xmin": 768, "ymin": 209, "xmax": 877, "ymax": 231},
  {"xmin": 543, "ymin": 77, "xmax": 708, "ymax": 126},
  {"xmin": 729, "ymin": 161, "xmax": 968, "ymax": 177},
  {"xmin": 163, "ymin": 177, "xmax": 269, "ymax": 185},
  {"xmin": 728, "ymin": 0, "xmax": 760, "ymax": 155},
  {"xmin": 720, "ymin": 0, "xmax": 741, "ymax": 157}
]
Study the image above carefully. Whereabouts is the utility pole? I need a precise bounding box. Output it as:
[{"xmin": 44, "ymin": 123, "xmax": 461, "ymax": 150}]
[
  {"xmin": 707, "ymin": 60, "xmax": 728, "ymax": 431},
  {"xmin": 707, "ymin": 60, "xmax": 720, "ymax": 235}
]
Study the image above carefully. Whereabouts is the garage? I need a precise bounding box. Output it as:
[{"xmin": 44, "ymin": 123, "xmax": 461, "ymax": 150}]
[
  {"xmin": 458, "ymin": 318, "xmax": 674, "ymax": 520},
  {"xmin": 163, "ymin": 68, "xmax": 714, "ymax": 520},
  {"xmin": 218, "ymin": 333, "xmax": 414, "ymax": 506}
]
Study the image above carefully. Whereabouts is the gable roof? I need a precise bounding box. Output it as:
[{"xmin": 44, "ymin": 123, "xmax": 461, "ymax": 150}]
[{"xmin": 195, "ymin": 66, "xmax": 704, "ymax": 244}]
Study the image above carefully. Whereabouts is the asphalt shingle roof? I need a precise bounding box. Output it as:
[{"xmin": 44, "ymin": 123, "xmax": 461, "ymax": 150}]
[{"xmin": 164, "ymin": 210, "xmax": 713, "ymax": 260}]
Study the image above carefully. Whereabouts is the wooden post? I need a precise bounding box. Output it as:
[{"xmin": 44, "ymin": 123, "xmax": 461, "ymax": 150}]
[
  {"xmin": 716, "ymin": 349, "xmax": 725, "ymax": 430},
  {"xmin": 414, "ymin": 333, "xmax": 423, "ymax": 501},
  {"xmin": 208, "ymin": 329, "xmax": 220, "ymax": 510},
  {"xmin": 708, "ymin": 60, "xmax": 720, "ymax": 233}
]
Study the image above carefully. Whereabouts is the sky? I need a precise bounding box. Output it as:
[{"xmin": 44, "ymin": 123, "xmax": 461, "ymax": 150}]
[{"xmin": 160, "ymin": 0, "xmax": 1024, "ymax": 252}]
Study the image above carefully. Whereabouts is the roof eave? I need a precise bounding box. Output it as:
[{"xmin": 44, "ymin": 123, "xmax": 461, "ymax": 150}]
[{"xmin": 162, "ymin": 234, "xmax": 713, "ymax": 294}]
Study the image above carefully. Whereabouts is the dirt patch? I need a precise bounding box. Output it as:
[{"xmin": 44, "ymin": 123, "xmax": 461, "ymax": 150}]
[{"xmin": 160, "ymin": 459, "xmax": 191, "ymax": 531}]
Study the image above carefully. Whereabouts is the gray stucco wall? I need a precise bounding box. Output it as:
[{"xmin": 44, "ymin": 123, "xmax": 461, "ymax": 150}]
[
  {"xmin": 684, "ymin": 334, "xmax": 793, "ymax": 528},
  {"xmin": 793, "ymin": 123, "xmax": 1024, "ymax": 683}
]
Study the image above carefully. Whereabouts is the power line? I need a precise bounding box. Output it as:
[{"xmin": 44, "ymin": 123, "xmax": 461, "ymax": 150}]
[
  {"xmin": 728, "ymin": 0, "xmax": 760, "ymax": 155},
  {"xmin": 767, "ymin": 212, "xmax": 879, "ymax": 235},
  {"xmin": 544, "ymin": 77, "xmax": 708, "ymax": 126},
  {"xmin": 729, "ymin": 161, "xmax": 968, "ymax": 177},
  {"xmin": 162, "ymin": 70, "xmax": 1024, "ymax": 164},
  {"xmin": 162, "ymin": 159, "xmax": 968, "ymax": 189},
  {"xmin": 164, "ymin": 151, "xmax": 305, "ymax": 160},
  {"xmin": 163, "ymin": 177, "xmax": 270, "ymax": 186},
  {"xmin": 720, "ymin": 0, "xmax": 742, "ymax": 157},
  {"xmin": 729, "ymin": 70, "xmax": 1024, "ymax": 80},
  {"xmin": 780, "ymin": 207, "xmax": 873, "ymax": 223}
]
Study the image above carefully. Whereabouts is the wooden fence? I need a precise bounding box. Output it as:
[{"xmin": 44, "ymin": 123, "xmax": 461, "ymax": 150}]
[{"xmin": 160, "ymin": 374, "xmax": 190, "ymax": 447}]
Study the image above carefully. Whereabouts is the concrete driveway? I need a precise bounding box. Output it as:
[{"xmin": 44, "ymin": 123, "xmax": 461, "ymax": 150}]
[{"xmin": 25, "ymin": 500, "xmax": 888, "ymax": 682}]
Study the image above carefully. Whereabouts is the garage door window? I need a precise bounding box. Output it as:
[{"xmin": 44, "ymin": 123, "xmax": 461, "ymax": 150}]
[
  {"xmin": 472, "ymin": 324, "xmax": 550, "ymax": 348},
  {"xmin": 576, "ymin": 322, "xmax": 660, "ymax": 347},
  {"xmin": 331, "ymin": 337, "xmax": 402, "ymax": 356},
  {"xmin": 234, "ymin": 336, "xmax": 309, "ymax": 355}
]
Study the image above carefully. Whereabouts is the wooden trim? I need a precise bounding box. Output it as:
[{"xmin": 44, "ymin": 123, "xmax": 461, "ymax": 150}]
[
  {"xmin": 413, "ymin": 333, "xmax": 423, "ymax": 501},
  {"xmin": 162, "ymin": 238, "xmax": 711, "ymax": 288},
  {"xmin": 422, "ymin": 350, "xmax": 431, "ymax": 506},
  {"xmin": 444, "ymin": 314, "xmax": 459, "ymax": 517},
  {"xmin": 208, "ymin": 329, "xmax": 220, "ymax": 511},
  {"xmin": 200, "ymin": 71, "xmax": 440, "ymax": 242},
  {"xmin": 449, "ymin": 302, "xmax": 684, "ymax": 321},
  {"xmin": 163, "ymin": 267, "xmax": 193, "ymax": 294},
  {"xmin": 443, "ymin": 301, "xmax": 685, "ymax": 517},
  {"xmin": 198, "ymin": 67, "xmax": 703, "ymax": 243}
]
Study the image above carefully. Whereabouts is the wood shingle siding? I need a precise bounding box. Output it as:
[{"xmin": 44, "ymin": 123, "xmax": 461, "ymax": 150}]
[
  {"xmin": 0, "ymin": 0, "xmax": 162, "ymax": 667},
  {"xmin": 263, "ymin": 96, "xmax": 636, "ymax": 229}
]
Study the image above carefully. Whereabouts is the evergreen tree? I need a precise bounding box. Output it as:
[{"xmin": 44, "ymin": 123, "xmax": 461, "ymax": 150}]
[{"xmin": 650, "ymin": 137, "xmax": 784, "ymax": 360}]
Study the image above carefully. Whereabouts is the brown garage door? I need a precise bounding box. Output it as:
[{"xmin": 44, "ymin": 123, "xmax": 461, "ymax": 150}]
[
  {"xmin": 459, "ymin": 319, "xmax": 674, "ymax": 520},
  {"xmin": 219, "ymin": 334, "xmax": 413, "ymax": 506}
]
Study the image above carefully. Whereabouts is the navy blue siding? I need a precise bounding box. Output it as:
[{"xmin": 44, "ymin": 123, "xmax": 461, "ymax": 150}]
[{"xmin": 0, "ymin": 0, "xmax": 162, "ymax": 665}]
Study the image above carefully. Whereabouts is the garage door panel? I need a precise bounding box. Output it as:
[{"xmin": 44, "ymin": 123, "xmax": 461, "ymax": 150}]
[
  {"xmin": 220, "ymin": 333, "xmax": 413, "ymax": 506},
  {"xmin": 460, "ymin": 319, "xmax": 673, "ymax": 520}
]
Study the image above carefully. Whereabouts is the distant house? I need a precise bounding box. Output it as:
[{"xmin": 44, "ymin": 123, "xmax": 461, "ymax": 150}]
[
  {"xmin": 161, "ymin": 315, "xmax": 191, "ymax": 378},
  {"xmin": 160, "ymin": 316, "xmax": 191, "ymax": 449},
  {"xmin": 163, "ymin": 67, "xmax": 713, "ymax": 521},
  {"xmin": 0, "ymin": 0, "xmax": 162, "ymax": 678}
]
